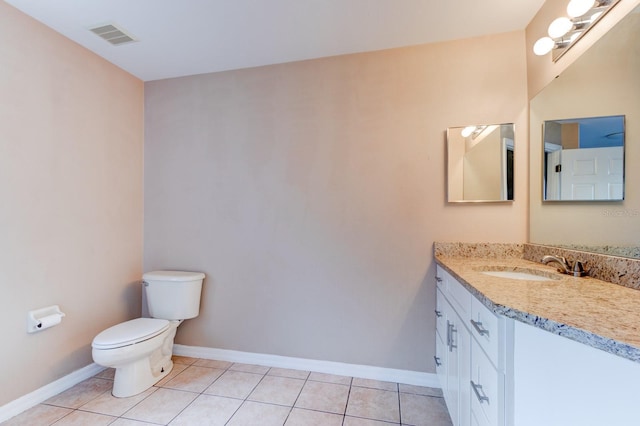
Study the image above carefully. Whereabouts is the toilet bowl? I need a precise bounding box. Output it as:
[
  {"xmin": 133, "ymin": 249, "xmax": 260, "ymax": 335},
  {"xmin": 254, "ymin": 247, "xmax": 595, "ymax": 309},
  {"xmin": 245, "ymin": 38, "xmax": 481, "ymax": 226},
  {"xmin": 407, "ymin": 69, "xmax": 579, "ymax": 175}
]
[
  {"xmin": 92, "ymin": 270, "xmax": 204, "ymax": 397},
  {"xmin": 92, "ymin": 318, "xmax": 178, "ymax": 397}
]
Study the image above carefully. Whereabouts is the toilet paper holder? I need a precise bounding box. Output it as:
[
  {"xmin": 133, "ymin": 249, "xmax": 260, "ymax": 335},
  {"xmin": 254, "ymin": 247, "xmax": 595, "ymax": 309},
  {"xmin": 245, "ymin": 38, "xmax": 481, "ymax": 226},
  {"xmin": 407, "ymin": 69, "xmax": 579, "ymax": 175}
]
[{"xmin": 27, "ymin": 305, "xmax": 66, "ymax": 333}]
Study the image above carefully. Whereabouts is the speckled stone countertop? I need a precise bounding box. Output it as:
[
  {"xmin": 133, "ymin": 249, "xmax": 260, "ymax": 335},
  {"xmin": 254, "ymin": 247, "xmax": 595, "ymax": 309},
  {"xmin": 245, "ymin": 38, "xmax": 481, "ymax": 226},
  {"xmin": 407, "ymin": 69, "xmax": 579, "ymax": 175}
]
[{"xmin": 435, "ymin": 255, "xmax": 640, "ymax": 363}]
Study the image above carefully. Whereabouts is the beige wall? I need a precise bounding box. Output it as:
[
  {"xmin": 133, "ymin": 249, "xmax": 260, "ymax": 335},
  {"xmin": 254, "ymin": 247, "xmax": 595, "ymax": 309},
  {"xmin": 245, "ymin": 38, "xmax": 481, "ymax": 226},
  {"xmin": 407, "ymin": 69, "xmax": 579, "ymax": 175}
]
[
  {"xmin": 0, "ymin": 2, "xmax": 144, "ymax": 405},
  {"xmin": 144, "ymin": 31, "xmax": 529, "ymax": 372}
]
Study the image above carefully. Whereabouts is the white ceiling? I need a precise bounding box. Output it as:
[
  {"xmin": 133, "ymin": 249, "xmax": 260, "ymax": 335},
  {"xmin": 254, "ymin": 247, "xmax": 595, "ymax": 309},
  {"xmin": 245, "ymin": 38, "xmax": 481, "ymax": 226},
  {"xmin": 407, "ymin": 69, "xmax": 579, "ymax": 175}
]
[{"xmin": 5, "ymin": 0, "xmax": 544, "ymax": 82}]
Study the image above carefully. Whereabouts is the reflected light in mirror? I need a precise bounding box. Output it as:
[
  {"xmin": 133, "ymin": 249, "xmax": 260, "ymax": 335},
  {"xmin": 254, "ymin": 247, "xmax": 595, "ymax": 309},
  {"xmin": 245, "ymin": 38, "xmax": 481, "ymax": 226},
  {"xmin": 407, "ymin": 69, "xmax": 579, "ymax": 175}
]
[{"xmin": 447, "ymin": 123, "xmax": 515, "ymax": 203}]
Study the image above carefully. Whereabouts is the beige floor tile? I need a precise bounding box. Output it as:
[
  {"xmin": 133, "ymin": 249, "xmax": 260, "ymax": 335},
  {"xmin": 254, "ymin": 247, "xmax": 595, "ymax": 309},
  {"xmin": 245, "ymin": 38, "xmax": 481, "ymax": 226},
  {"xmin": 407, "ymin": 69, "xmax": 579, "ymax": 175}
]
[
  {"xmin": 400, "ymin": 393, "xmax": 452, "ymax": 426},
  {"xmin": 193, "ymin": 359, "xmax": 233, "ymax": 369},
  {"xmin": 352, "ymin": 378, "xmax": 398, "ymax": 392},
  {"xmin": 93, "ymin": 368, "xmax": 115, "ymax": 380},
  {"xmin": 284, "ymin": 407, "xmax": 344, "ymax": 425},
  {"xmin": 160, "ymin": 365, "xmax": 225, "ymax": 393},
  {"xmin": 2, "ymin": 404, "xmax": 72, "ymax": 425},
  {"xmin": 79, "ymin": 386, "xmax": 156, "ymax": 417},
  {"xmin": 346, "ymin": 387, "xmax": 400, "ymax": 423},
  {"xmin": 169, "ymin": 394, "xmax": 242, "ymax": 426},
  {"xmin": 109, "ymin": 419, "xmax": 158, "ymax": 426},
  {"xmin": 155, "ymin": 362, "xmax": 188, "ymax": 387},
  {"xmin": 267, "ymin": 367, "xmax": 309, "ymax": 380},
  {"xmin": 343, "ymin": 416, "xmax": 399, "ymax": 425},
  {"xmin": 308, "ymin": 372, "xmax": 352, "ymax": 386},
  {"xmin": 44, "ymin": 378, "xmax": 114, "ymax": 409},
  {"xmin": 122, "ymin": 388, "xmax": 197, "ymax": 424},
  {"xmin": 171, "ymin": 356, "xmax": 198, "ymax": 365},
  {"xmin": 204, "ymin": 370, "xmax": 263, "ymax": 399},
  {"xmin": 295, "ymin": 380, "xmax": 349, "ymax": 414},
  {"xmin": 247, "ymin": 376, "xmax": 305, "ymax": 406},
  {"xmin": 51, "ymin": 410, "xmax": 115, "ymax": 425},
  {"xmin": 109, "ymin": 418, "xmax": 158, "ymax": 426},
  {"xmin": 226, "ymin": 401, "xmax": 291, "ymax": 426},
  {"xmin": 399, "ymin": 383, "xmax": 443, "ymax": 397},
  {"xmin": 229, "ymin": 363, "xmax": 270, "ymax": 374}
]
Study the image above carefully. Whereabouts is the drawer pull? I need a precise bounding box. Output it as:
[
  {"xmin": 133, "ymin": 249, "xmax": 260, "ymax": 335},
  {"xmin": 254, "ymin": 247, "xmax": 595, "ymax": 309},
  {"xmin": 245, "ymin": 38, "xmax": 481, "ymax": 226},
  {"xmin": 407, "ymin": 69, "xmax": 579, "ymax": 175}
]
[
  {"xmin": 435, "ymin": 309, "xmax": 442, "ymax": 318},
  {"xmin": 434, "ymin": 356, "xmax": 442, "ymax": 367},
  {"xmin": 470, "ymin": 319, "xmax": 490, "ymax": 337},
  {"xmin": 471, "ymin": 380, "xmax": 490, "ymax": 404},
  {"xmin": 435, "ymin": 276, "xmax": 443, "ymax": 283}
]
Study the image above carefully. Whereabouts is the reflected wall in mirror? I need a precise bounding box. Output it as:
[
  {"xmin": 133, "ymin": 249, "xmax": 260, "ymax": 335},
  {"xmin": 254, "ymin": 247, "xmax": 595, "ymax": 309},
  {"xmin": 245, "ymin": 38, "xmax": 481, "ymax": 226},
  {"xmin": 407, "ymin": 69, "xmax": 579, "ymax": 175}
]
[
  {"xmin": 543, "ymin": 115, "xmax": 625, "ymax": 201},
  {"xmin": 447, "ymin": 123, "xmax": 514, "ymax": 202},
  {"xmin": 530, "ymin": 6, "xmax": 640, "ymax": 258}
]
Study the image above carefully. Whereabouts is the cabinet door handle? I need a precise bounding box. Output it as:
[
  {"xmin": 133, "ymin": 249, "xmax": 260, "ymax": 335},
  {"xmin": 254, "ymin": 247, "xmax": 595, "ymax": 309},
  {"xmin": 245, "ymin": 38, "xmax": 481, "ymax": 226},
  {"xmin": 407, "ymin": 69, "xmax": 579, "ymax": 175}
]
[
  {"xmin": 471, "ymin": 380, "xmax": 490, "ymax": 404},
  {"xmin": 448, "ymin": 323, "xmax": 457, "ymax": 351},
  {"xmin": 446, "ymin": 320, "xmax": 451, "ymax": 348},
  {"xmin": 435, "ymin": 309, "xmax": 442, "ymax": 318},
  {"xmin": 433, "ymin": 356, "xmax": 442, "ymax": 367},
  {"xmin": 435, "ymin": 276, "xmax": 443, "ymax": 283},
  {"xmin": 470, "ymin": 319, "xmax": 489, "ymax": 337}
]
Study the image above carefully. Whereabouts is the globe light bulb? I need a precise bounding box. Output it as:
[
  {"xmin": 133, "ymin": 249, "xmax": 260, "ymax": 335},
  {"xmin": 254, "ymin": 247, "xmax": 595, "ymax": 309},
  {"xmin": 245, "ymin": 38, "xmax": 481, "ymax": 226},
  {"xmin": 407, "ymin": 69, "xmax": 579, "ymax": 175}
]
[
  {"xmin": 567, "ymin": 0, "xmax": 596, "ymax": 18},
  {"xmin": 533, "ymin": 37, "xmax": 555, "ymax": 56},
  {"xmin": 548, "ymin": 17, "xmax": 573, "ymax": 38}
]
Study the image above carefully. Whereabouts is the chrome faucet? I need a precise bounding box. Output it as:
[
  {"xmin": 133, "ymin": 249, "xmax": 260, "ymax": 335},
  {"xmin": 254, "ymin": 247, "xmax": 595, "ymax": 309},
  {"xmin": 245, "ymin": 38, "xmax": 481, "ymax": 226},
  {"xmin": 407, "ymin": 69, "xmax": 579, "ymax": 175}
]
[{"xmin": 542, "ymin": 255, "xmax": 588, "ymax": 277}]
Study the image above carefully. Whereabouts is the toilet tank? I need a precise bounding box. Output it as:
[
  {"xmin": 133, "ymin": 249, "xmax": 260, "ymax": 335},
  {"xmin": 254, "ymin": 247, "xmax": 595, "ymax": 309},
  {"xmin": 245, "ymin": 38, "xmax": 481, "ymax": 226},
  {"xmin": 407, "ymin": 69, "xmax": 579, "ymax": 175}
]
[{"xmin": 143, "ymin": 271, "xmax": 205, "ymax": 320}]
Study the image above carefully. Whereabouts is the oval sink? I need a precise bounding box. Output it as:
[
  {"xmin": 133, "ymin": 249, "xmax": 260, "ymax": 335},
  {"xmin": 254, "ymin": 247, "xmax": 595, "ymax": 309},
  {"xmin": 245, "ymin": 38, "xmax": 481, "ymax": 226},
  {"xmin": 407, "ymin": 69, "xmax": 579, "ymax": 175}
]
[{"xmin": 481, "ymin": 270, "xmax": 556, "ymax": 281}]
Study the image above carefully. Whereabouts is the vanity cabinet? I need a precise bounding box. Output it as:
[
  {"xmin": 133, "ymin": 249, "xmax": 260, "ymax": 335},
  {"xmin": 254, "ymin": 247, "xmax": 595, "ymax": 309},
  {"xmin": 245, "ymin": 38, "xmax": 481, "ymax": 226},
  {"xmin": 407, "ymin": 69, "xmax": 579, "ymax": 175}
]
[
  {"xmin": 435, "ymin": 272, "xmax": 471, "ymax": 426},
  {"xmin": 436, "ymin": 262, "xmax": 640, "ymax": 426},
  {"xmin": 436, "ymin": 265, "xmax": 511, "ymax": 426}
]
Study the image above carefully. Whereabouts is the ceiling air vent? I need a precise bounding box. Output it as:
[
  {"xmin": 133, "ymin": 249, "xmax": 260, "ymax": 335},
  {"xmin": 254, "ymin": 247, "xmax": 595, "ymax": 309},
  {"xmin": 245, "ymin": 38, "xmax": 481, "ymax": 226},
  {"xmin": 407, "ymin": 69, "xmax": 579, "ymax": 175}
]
[{"xmin": 89, "ymin": 24, "xmax": 137, "ymax": 46}]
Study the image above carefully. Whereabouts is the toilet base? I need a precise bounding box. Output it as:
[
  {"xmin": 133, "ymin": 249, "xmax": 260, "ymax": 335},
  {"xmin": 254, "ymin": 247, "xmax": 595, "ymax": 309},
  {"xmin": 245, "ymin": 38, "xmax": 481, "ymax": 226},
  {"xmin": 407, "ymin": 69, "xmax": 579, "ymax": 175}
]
[
  {"xmin": 103, "ymin": 320, "xmax": 180, "ymax": 398},
  {"xmin": 112, "ymin": 356, "xmax": 173, "ymax": 397}
]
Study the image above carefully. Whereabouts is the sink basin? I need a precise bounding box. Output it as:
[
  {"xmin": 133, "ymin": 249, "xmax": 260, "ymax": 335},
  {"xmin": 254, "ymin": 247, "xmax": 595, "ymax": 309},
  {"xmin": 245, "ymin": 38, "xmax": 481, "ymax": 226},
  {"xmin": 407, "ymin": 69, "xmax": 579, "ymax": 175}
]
[
  {"xmin": 481, "ymin": 270, "xmax": 555, "ymax": 281},
  {"xmin": 476, "ymin": 267, "xmax": 561, "ymax": 282}
]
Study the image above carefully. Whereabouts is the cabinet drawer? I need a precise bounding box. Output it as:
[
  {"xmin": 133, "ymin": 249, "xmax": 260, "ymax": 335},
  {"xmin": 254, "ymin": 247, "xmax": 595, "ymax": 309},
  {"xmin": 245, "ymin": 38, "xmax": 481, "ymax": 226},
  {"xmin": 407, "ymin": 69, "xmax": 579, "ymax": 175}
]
[
  {"xmin": 438, "ymin": 267, "xmax": 471, "ymax": 323},
  {"xmin": 471, "ymin": 338, "xmax": 503, "ymax": 426},
  {"xmin": 470, "ymin": 297, "xmax": 502, "ymax": 368}
]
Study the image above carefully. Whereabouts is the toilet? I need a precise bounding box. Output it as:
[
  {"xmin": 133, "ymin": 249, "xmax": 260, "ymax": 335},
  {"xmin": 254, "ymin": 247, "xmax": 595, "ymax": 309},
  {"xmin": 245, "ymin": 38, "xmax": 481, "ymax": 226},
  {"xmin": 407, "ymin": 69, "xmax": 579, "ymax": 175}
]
[{"xmin": 92, "ymin": 270, "xmax": 205, "ymax": 397}]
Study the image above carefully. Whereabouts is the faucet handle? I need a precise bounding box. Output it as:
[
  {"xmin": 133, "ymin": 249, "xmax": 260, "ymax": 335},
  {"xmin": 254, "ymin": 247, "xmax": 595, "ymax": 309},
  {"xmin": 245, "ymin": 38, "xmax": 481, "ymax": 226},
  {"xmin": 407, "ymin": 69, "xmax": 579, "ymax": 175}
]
[{"xmin": 571, "ymin": 260, "xmax": 589, "ymax": 277}]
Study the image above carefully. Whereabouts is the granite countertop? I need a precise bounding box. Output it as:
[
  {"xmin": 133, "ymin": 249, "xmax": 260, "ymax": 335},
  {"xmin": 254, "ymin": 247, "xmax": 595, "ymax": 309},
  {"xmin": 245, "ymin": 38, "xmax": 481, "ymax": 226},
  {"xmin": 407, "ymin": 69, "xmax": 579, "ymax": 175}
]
[{"xmin": 435, "ymin": 255, "xmax": 640, "ymax": 363}]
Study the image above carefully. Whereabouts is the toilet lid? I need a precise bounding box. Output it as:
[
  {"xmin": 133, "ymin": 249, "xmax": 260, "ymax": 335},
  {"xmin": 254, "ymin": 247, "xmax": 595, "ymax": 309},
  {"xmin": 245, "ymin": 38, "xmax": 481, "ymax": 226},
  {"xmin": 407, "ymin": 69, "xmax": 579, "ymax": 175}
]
[{"xmin": 92, "ymin": 318, "xmax": 170, "ymax": 350}]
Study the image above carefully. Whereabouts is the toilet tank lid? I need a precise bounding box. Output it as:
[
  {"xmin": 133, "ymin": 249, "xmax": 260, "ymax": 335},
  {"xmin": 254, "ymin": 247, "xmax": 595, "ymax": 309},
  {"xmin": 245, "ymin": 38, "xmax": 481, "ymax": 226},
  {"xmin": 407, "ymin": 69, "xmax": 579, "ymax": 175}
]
[{"xmin": 143, "ymin": 270, "xmax": 205, "ymax": 281}]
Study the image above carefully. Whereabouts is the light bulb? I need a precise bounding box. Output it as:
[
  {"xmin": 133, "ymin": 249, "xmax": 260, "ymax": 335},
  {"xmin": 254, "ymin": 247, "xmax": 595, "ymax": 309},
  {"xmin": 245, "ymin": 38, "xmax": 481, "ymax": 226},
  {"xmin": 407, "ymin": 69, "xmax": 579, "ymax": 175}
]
[
  {"xmin": 548, "ymin": 17, "xmax": 574, "ymax": 38},
  {"xmin": 567, "ymin": 0, "xmax": 596, "ymax": 18},
  {"xmin": 461, "ymin": 126, "xmax": 476, "ymax": 138},
  {"xmin": 533, "ymin": 37, "xmax": 555, "ymax": 56}
]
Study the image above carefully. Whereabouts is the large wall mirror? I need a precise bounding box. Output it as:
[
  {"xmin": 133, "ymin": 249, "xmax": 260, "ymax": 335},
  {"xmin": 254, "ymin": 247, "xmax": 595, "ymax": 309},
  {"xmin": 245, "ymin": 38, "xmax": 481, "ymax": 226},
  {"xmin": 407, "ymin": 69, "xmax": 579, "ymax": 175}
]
[
  {"xmin": 447, "ymin": 123, "xmax": 515, "ymax": 202},
  {"xmin": 530, "ymin": 6, "xmax": 640, "ymax": 258}
]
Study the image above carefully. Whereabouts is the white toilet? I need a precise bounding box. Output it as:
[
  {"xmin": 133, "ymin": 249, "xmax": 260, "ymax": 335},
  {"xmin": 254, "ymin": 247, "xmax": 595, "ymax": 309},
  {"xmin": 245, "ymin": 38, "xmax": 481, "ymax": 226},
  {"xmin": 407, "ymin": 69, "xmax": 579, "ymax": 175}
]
[{"xmin": 92, "ymin": 270, "xmax": 205, "ymax": 397}]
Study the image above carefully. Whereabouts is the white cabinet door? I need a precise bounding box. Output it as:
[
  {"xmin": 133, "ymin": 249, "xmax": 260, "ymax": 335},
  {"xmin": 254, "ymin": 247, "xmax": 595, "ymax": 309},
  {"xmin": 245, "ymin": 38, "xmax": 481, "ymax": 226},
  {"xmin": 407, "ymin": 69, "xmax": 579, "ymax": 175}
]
[{"xmin": 513, "ymin": 321, "xmax": 640, "ymax": 426}]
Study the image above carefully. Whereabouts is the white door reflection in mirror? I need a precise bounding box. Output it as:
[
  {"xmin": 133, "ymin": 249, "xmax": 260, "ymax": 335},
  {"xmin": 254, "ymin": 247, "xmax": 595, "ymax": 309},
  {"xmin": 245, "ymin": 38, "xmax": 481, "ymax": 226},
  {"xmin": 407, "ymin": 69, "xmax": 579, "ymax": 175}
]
[
  {"xmin": 543, "ymin": 115, "xmax": 624, "ymax": 201},
  {"xmin": 447, "ymin": 123, "xmax": 514, "ymax": 202}
]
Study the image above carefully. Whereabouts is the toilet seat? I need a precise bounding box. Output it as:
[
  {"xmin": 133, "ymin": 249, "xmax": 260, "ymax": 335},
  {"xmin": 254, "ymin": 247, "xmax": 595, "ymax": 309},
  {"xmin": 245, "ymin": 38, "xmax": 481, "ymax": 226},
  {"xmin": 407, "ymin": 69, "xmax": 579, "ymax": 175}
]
[{"xmin": 92, "ymin": 318, "xmax": 170, "ymax": 350}]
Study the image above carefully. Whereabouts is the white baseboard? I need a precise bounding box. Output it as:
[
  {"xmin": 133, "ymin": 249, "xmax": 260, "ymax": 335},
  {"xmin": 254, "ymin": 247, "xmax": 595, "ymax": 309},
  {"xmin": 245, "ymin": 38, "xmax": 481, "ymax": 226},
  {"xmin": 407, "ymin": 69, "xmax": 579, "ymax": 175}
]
[
  {"xmin": 173, "ymin": 344, "xmax": 440, "ymax": 388},
  {"xmin": 0, "ymin": 363, "xmax": 105, "ymax": 424}
]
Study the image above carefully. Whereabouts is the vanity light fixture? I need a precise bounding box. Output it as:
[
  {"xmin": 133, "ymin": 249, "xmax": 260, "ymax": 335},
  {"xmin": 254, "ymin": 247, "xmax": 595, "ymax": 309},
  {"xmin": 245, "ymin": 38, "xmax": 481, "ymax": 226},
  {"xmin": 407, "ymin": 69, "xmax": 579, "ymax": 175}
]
[{"xmin": 533, "ymin": 0, "xmax": 619, "ymax": 61}]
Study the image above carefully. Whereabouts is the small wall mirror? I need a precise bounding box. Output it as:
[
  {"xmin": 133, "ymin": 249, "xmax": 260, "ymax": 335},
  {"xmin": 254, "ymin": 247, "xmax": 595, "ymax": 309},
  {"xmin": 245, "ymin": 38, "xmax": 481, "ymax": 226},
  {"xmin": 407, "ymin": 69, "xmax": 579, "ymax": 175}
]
[
  {"xmin": 447, "ymin": 123, "xmax": 514, "ymax": 202},
  {"xmin": 543, "ymin": 115, "xmax": 625, "ymax": 201}
]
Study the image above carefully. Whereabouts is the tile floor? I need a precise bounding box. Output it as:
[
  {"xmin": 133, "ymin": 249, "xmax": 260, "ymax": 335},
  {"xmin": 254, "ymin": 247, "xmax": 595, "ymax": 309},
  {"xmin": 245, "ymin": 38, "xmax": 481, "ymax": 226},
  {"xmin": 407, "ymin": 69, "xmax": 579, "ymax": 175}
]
[{"xmin": 3, "ymin": 356, "xmax": 453, "ymax": 426}]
